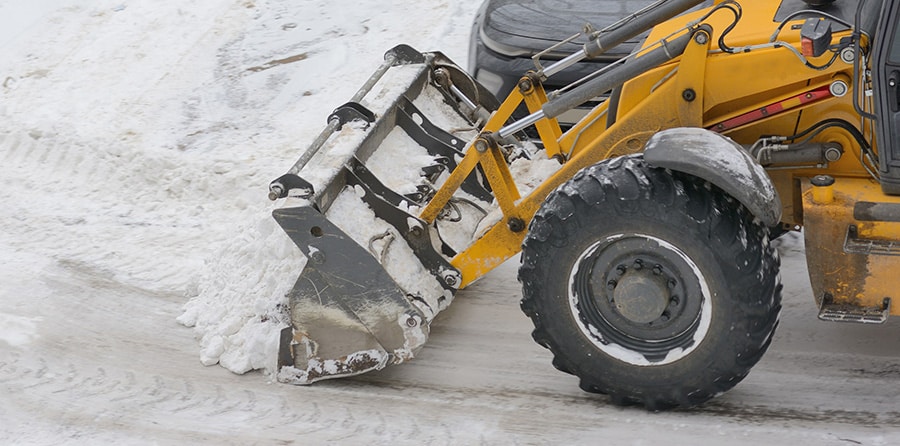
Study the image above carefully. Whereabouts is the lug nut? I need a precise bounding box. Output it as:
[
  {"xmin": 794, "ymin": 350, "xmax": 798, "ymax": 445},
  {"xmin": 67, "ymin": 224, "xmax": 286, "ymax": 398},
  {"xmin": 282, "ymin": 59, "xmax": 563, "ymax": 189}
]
[
  {"xmin": 633, "ymin": 259, "xmax": 643, "ymax": 270},
  {"xmin": 652, "ymin": 265, "xmax": 663, "ymax": 275},
  {"xmin": 607, "ymin": 279, "xmax": 617, "ymax": 291}
]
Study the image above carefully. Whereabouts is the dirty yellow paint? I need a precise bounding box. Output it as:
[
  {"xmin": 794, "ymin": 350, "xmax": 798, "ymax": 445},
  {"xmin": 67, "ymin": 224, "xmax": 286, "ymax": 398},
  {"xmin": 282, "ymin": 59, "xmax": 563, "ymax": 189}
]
[{"xmin": 801, "ymin": 178, "xmax": 900, "ymax": 316}]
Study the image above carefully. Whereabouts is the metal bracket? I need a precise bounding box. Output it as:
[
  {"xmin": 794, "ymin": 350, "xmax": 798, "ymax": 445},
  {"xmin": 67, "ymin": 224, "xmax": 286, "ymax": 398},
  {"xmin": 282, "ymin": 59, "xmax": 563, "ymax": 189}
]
[
  {"xmin": 818, "ymin": 293, "xmax": 891, "ymax": 324},
  {"xmin": 844, "ymin": 225, "xmax": 900, "ymax": 256},
  {"xmin": 345, "ymin": 157, "xmax": 460, "ymax": 292},
  {"xmin": 385, "ymin": 44, "xmax": 427, "ymax": 66},
  {"xmin": 329, "ymin": 102, "xmax": 376, "ymax": 129},
  {"xmin": 269, "ymin": 173, "xmax": 316, "ymax": 201}
]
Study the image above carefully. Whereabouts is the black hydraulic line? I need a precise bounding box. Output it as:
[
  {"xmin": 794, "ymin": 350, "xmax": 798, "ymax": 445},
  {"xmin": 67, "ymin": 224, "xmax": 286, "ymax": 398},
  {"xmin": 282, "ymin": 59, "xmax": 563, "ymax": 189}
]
[
  {"xmin": 789, "ymin": 118, "xmax": 877, "ymax": 164},
  {"xmin": 852, "ymin": 0, "xmax": 877, "ymax": 121},
  {"xmin": 715, "ymin": 2, "xmax": 742, "ymax": 53}
]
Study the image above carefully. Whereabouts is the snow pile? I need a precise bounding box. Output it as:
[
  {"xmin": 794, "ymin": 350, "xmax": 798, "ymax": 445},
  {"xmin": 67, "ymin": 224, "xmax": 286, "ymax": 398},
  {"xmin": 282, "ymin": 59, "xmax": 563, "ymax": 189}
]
[
  {"xmin": 509, "ymin": 148, "xmax": 564, "ymax": 197},
  {"xmin": 165, "ymin": 0, "xmax": 484, "ymax": 376},
  {"xmin": 0, "ymin": 0, "xmax": 552, "ymax": 379},
  {"xmin": 176, "ymin": 213, "xmax": 305, "ymax": 373},
  {"xmin": 177, "ymin": 66, "xmax": 565, "ymax": 375},
  {"xmin": 0, "ymin": 314, "xmax": 43, "ymax": 347}
]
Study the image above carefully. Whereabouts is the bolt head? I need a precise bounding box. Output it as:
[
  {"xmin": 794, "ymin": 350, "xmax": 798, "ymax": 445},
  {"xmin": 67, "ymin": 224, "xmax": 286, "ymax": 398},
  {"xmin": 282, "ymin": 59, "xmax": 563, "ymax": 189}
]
[
  {"xmin": 309, "ymin": 250, "xmax": 325, "ymax": 265},
  {"xmin": 443, "ymin": 273, "xmax": 458, "ymax": 287},
  {"xmin": 840, "ymin": 47, "xmax": 855, "ymax": 64},
  {"xmin": 507, "ymin": 217, "xmax": 525, "ymax": 232},
  {"xmin": 694, "ymin": 32, "xmax": 709, "ymax": 45},
  {"xmin": 518, "ymin": 78, "xmax": 533, "ymax": 92},
  {"xmin": 433, "ymin": 68, "xmax": 449, "ymax": 86}
]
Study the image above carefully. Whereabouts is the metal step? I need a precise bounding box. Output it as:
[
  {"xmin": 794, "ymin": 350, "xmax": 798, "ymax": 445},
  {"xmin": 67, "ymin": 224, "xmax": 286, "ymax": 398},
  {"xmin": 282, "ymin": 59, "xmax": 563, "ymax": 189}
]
[
  {"xmin": 817, "ymin": 294, "xmax": 891, "ymax": 324},
  {"xmin": 844, "ymin": 225, "xmax": 900, "ymax": 256}
]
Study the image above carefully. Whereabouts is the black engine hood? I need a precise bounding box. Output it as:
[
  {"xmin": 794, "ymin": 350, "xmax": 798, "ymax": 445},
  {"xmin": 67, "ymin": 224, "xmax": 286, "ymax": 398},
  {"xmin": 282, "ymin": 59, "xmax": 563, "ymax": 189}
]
[
  {"xmin": 479, "ymin": 0, "xmax": 663, "ymax": 60},
  {"xmin": 478, "ymin": 0, "xmax": 857, "ymax": 61}
]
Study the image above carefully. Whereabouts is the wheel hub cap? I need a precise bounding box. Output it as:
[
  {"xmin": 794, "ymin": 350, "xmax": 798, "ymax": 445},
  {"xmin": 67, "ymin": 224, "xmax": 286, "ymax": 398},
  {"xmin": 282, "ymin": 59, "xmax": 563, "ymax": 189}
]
[{"xmin": 613, "ymin": 274, "xmax": 669, "ymax": 324}]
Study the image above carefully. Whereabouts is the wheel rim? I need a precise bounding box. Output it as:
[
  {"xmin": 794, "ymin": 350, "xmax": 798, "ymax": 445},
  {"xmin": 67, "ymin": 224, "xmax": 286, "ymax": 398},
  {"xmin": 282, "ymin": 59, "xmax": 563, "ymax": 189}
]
[{"xmin": 568, "ymin": 233, "xmax": 713, "ymax": 366}]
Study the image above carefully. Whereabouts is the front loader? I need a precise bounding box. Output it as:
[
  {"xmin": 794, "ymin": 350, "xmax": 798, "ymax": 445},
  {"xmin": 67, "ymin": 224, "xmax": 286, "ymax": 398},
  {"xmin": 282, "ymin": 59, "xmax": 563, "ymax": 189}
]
[{"xmin": 268, "ymin": 0, "xmax": 900, "ymax": 408}]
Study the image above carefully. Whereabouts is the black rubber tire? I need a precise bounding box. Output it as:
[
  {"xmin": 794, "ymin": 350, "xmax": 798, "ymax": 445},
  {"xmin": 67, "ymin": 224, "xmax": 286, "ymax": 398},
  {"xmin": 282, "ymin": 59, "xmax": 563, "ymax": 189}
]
[{"xmin": 518, "ymin": 155, "xmax": 782, "ymax": 410}]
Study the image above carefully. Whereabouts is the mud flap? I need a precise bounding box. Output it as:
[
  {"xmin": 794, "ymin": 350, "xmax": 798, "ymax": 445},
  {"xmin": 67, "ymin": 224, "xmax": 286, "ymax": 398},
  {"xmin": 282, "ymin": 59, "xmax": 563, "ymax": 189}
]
[{"xmin": 273, "ymin": 205, "xmax": 428, "ymax": 384}]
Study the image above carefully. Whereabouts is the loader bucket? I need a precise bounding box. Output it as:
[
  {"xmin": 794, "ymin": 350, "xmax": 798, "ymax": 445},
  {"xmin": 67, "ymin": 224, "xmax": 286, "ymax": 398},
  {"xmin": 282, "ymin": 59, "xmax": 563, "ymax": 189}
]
[{"xmin": 270, "ymin": 45, "xmax": 500, "ymax": 384}]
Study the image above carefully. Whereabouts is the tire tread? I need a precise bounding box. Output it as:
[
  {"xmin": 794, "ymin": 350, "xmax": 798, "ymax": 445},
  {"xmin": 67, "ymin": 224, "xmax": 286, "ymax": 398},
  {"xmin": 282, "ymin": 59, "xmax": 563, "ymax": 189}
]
[{"xmin": 518, "ymin": 155, "xmax": 782, "ymax": 410}]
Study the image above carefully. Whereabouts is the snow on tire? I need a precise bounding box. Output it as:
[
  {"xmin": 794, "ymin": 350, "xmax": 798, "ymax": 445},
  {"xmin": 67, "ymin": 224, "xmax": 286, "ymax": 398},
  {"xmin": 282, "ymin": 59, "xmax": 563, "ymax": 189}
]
[{"xmin": 518, "ymin": 155, "xmax": 782, "ymax": 410}]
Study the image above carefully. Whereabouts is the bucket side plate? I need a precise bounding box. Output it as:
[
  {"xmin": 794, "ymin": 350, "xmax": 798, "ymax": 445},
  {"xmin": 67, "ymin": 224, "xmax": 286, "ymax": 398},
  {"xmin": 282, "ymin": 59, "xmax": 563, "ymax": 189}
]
[{"xmin": 274, "ymin": 205, "xmax": 428, "ymax": 384}]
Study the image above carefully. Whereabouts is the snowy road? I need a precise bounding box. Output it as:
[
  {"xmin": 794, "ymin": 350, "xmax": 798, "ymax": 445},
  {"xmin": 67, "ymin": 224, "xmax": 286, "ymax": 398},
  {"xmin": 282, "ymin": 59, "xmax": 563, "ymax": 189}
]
[
  {"xmin": 2, "ymin": 0, "xmax": 900, "ymax": 444},
  {"xmin": 3, "ymin": 237, "xmax": 900, "ymax": 444}
]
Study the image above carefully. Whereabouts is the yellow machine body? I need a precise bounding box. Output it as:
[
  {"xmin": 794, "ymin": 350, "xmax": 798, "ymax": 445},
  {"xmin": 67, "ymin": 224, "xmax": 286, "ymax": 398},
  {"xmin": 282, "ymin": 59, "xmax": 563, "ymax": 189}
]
[{"xmin": 269, "ymin": 0, "xmax": 900, "ymax": 395}]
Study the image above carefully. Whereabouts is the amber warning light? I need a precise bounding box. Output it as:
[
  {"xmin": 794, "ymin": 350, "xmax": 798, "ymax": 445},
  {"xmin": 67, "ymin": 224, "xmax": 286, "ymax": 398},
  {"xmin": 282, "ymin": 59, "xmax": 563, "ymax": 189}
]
[{"xmin": 800, "ymin": 18, "xmax": 832, "ymax": 58}]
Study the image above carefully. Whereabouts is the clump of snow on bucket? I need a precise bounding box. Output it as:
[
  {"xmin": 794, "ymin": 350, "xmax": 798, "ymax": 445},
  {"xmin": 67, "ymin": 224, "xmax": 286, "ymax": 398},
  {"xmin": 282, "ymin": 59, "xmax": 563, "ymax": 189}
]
[
  {"xmin": 177, "ymin": 209, "xmax": 306, "ymax": 375},
  {"xmin": 367, "ymin": 127, "xmax": 439, "ymax": 195},
  {"xmin": 326, "ymin": 188, "xmax": 450, "ymax": 319},
  {"xmin": 508, "ymin": 142, "xmax": 562, "ymax": 197}
]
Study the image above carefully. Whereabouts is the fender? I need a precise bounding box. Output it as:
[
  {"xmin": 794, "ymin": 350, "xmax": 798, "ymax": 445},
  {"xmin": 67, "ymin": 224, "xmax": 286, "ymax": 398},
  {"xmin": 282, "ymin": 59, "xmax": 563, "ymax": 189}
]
[{"xmin": 643, "ymin": 127, "xmax": 782, "ymax": 227}]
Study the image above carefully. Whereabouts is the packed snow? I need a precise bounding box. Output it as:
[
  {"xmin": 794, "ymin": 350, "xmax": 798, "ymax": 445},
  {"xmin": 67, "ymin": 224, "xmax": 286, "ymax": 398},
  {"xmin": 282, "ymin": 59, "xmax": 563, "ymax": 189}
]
[{"xmin": 0, "ymin": 0, "xmax": 490, "ymax": 378}]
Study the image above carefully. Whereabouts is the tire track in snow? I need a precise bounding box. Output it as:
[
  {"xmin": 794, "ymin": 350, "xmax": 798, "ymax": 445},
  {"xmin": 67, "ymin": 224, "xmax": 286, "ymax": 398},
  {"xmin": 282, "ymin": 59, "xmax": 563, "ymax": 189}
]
[
  {"xmin": 1, "ymin": 346, "xmax": 484, "ymax": 445},
  {"xmin": 0, "ymin": 266, "xmax": 429, "ymax": 443},
  {"xmin": 3, "ymin": 268, "xmax": 900, "ymax": 444}
]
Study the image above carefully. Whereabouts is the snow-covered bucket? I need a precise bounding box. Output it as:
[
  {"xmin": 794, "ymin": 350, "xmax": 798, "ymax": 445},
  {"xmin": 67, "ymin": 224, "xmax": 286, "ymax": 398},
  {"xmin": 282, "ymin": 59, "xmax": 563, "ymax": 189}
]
[{"xmin": 268, "ymin": 44, "xmax": 503, "ymax": 383}]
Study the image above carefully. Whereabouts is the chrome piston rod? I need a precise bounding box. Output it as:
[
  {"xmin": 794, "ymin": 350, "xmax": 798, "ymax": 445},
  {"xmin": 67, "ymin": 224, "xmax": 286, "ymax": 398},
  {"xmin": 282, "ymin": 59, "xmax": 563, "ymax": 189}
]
[
  {"xmin": 499, "ymin": 26, "xmax": 701, "ymax": 139},
  {"xmin": 541, "ymin": 0, "xmax": 706, "ymax": 79}
]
